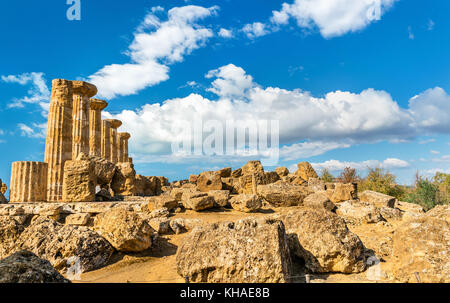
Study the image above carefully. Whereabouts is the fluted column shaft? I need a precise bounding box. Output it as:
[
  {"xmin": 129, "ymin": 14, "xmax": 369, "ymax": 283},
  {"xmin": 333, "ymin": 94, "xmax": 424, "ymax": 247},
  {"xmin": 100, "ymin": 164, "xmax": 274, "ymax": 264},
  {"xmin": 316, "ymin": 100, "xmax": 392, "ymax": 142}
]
[
  {"xmin": 10, "ymin": 161, "xmax": 48, "ymax": 202},
  {"xmin": 89, "ymin": 99, "xmax": 108, "ymax": 157},
  {"xmin": 72, "ymin": 81, "xmax": 97, "ymax": 160},
  {"xmin": 105, "ymin": 119, "xmax": 122, "ymax": 163},
  {"xmin": 118, "ymin": 132, "xmax": 131, "ymax": 163},
  {"xmin": 101, "ymin": 120, "xmax": 112, "ymax": 160},
  {"xmin": 44, "ymin": 79, "xmax": 74, "ymax": 202}
]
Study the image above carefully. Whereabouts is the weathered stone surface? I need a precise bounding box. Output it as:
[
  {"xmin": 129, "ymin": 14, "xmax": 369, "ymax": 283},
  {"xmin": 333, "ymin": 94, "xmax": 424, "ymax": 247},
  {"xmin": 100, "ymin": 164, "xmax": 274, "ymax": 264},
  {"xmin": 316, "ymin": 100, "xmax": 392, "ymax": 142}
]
[
  {"xmin": 176, "ymin": 218, "xmax": 293, "ymax": 283},
  {"xmin": 216, "ymin": 167, "xmax": 232, "ymax": 178},
  {"xmin": 76, "ymin": 153, "xmax": 116, "ymax": 187},
  {"xmin": 0, "ymin": 251, "xmax": 70, "ymax": 283},
  {"xmin": 0, "ymin": 192, "xmax": 6, "ymax": 204},
  {"xmin": 231, "ymin": 168, "xmax": 243, "ymax": 178},
  {"xmin": 330, "ymin": 183, "xmax": 357, "ymax": 203},
  {"xmin": 189, "ymin": 174, "xmax": 198, "ymax": 183},
  {"xmin": 379, "ymin": 207, "xmax": 403, "ymax": 220},
  {"xmin": 241, "ymin": 161, "xmax": 264, "ymax": 176},
  {"xmin": 0, "ymin": 216, "xmax": 24, "ymax": 259},
  {"xmin": 95, "ymin": 188, "xmax": 114, "ymax": 202},
  {"xmin": 65, "ymin": 213, "xmax": 90, "ymax": 226},
  {"xmin": 238, "ymin": 172, "xmax": 280, "ymax": 195},
  {"xmin": 111, "ymin": 162, "xmax": 136, "ymax": 196},
  {"xmin": 273, "ymin": 207, "xmax": 366, "ymax": 274},
  {"xmin": 148, "ymin": 195, "xmax": 179, "ymax": 211},
  {"xmin": 182, "ymin": 192, "xmax": 215, "ymax": 211},
  {"xmin": 62, "ymin": 160, "xmax": 96, "ymax": 202},
  {"xmin": 135, "ymin": 175, "xmax": 154, "ymax": 196},
  {"xmin": 0, "ymin": 179, "xmax": 7, "ymax": 195},
  {"xmin": 256, "ymin": 182, "xmax": 307, "ymax": 207},
  {"xmin": 336, "ymin": 200, "xmax": 383, "ymax": 224},
  {"xmin": 45, "ymin": 79, "xmax": 74, "ymax": 202},
  {"xmin": 13, "ymin": 217, "xmax": 113, "ymax": 273},
  {"xmin": 94, "ymin": 207, "xmax": 153, "ymax": 252},
  {"xmin": 208, "ymin": 190, "xmax": 230, "ymax": 207},
  {"xmin": 308, "ymin": 177, "xmax": 325, "ymax": 192},
  {"xmin": 303, "ymin": 191, "xmax": 336, "ymax": 211},
  {"xmin": 294, "ymin": 162, "xmax": 318, "ymax": 181},
  {"xmin": 275, "ymin": 167, "xmax": 289, "ymax": 177},
  {"xmin": 105, "ymin": 119, "xmax": 122, "ymax": 164},
  {"xmin": 10, "ymin": 161, "xmax": 48, "ymax": 202},
  {"xmin": 148, "ymin": 217, "xmax": 171, "ymax": 235},
  {"xmin": 118, "ymin": 132, "xmax": 131, "ymax": 163},
  {"xmin": 169, "ymin": 218, "xmax": 203, "ymax": 234},
  {"xmin": 391, "ymin": 216, "xmax": 450, "ymax": 283},
  {"xmin": 359, "ymin": 190, "xmax": 396, "ymax": 208},
  {"xmin": 426, "ymin": 204, "xmax": 450, "ymax": 223},
  {"xmin": 89, "ymin": 99, "xmax": 108, "ymax": 157},
  {"xmin": 101, "ymin": 120, "xmax": 112, "ymax": 161},
  {"xmin": 230, "ymin": 194, "xmax": 262, "ymax": 213},
  {"xmin": 196, "ymin": 171, "xmax": 223, "ymax": 192}
]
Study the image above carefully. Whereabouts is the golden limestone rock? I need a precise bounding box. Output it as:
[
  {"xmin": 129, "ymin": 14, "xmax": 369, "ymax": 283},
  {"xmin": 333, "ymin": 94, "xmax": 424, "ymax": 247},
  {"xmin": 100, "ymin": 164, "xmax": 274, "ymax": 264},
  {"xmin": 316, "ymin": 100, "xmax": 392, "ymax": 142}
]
[
  {"xmin": 359, "ymin": 190, "xmax": 396, "ymax": 208},
  {"xmin": 273, "ymin": 207, "xmax": 366, "ymax": 274},
  {"xmin": 111, "ymin": 162, "xmax": 136, "ymax": 196},
  {"xmin": 257, "ymin": 182, "xmax": 309, "ymax": 207},
  {"xmin": 230, "ymin": 194, "xmax": 262, "ymax": 213},
  {"xmin": 62, "ymin": 160, "xmax": 96, "ymax": 202},
  {"xmin": 176, "ymin": 218, "xmax": 293, "ymax": 283},
  {"xmin": 196, "ymin": 171, "xmax": 223, "ymax": 192},
  {"xmin": 94, "ymin": 207, "xmax": 154, "ymax": 252},
  {"xmin": 294, "ymin": 162, "xmax": 318, "ymax": 181},
  {"xmin": 118, "ymin": 132, "xmax": 131, "ymax": 163},
  {"xmin": 330, "ymin": 183, "xmax": 358, "ymax": 203},
  {"xmin": 275, "ymin": 166, "xmax": 289, "ymax": 177},
  {"xmin": 0, "ymin": 179, "xmax": 7, "ymax": 195}
]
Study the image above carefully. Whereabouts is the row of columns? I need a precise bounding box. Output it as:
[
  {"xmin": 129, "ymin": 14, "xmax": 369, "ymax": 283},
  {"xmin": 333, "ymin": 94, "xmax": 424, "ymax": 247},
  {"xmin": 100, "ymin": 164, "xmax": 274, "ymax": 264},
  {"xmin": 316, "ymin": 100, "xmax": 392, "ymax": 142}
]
[{"xmin": 11, "ymin": 79, "xmax": 132, "ymax": 202}]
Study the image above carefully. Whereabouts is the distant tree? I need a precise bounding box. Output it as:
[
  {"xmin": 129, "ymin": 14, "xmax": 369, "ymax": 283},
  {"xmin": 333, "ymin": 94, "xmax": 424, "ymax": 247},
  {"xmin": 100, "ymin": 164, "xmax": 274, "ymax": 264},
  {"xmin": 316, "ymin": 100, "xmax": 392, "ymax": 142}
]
[
  {"xmin": 432, "ymin": 172, "xmax": 450, "ymax": 204},
  {"xmin": 320, "ymin": 168, "xmax": 334, "ymax": 183},
  {"xmin": 337, "ymin": 167, "xmax": 360, "ymax": 183},
  {"xmin": 359, "ymin": 168, "xmax": 406, "ymax": 200},
  {"xmin": 406, "ymin": 175, "xmax": 441, "ymax": 211}
]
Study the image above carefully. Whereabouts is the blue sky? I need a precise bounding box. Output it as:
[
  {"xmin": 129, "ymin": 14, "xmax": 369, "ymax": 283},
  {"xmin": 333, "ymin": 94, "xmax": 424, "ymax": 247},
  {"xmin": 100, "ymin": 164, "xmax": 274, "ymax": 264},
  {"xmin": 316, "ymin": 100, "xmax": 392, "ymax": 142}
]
[{"xmin": 1, "ymin": 0, "xmax": 449, "ymax": 189}]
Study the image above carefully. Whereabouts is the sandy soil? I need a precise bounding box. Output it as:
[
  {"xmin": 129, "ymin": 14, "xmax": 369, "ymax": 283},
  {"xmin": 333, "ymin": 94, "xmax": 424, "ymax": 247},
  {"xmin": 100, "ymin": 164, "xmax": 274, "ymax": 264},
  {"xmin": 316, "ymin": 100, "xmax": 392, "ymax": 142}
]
[{"xmin": 77, "ymin": 208, "xmax": 401, "ymax": 284}]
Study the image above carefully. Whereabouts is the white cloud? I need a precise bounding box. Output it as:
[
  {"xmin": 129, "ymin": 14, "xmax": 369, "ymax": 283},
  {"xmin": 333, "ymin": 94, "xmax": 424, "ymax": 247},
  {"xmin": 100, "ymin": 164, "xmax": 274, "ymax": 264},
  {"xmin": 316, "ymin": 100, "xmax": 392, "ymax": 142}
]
[
  {"xmin": 430, "ymin": 150, "xmax": 440, "ymax": 155},
  {"xmin": 102, "ymin": 63, "xmax": 450, "ymax": 165},
  {"xmin": 427, "ymin": 19, "xmax": 435, "ymax": 31},
  {"xmin": 1, "ymin": 72, "xmax": 50, "ymax": 111},
  {"xmin": 311, "ymin": 158, "xmax": 410, "ymax": 172},
  {"xmin": 418, "ymin": 138, "xmax": 436, "ymax": 144},
  {"xmin": 270, "ymin": 0, "xmax": 396, "ymax": 38},
  {"xmin": 242, "ymin": 22, "xmax": 270, "ymax": 39},
  {"xmin": 17, "ymin": 123, "xmax": 47, "ymax": 139},
  {"xmin": 408, "ymin": 26, "xmax": 414, "ymax": 40},
  {"xmin": 218, "ymin": 28, "xmax": 234, "ymax": 38},
  {"xmin": 88, "ymin": 5, "xmax": 218, "ymax": 99}
]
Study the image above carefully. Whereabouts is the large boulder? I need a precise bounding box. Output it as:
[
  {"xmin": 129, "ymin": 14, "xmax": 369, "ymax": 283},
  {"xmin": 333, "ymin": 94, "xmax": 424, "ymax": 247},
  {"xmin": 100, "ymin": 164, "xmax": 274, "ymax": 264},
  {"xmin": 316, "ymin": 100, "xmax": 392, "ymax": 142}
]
[
  {"xmin": 336, "ymin": 200, "xmax": 384, "ymax": 224},
  {"xmin": 273, "ymin": 207, "xmax": 366, "ymax": 274},
  {"xmin": 62, "ymin": 160, "xmax": 96, "ymax": 202},
  {"xmin": 94, "ymin": 207, "xmax": 154, "ymax": 252},
  {"xmin": 216, "ymin": 167, "xmax": 232, "ymax": 178},
  {"xmin": 0, "ymin": 178, "xmax": 7, "ymax": 195},
  {"xmin": 14, "ymin": 217, "xmax": 113, "ymax": 273},
  {"xmin": 208, "ymin": 190, "xmax": 231, "ymax": 207},
  {"xmin": 0, "ymin": 251, "xmax": 70, "ymax": 283},
  {"xmin": 238, "ymin": 172, "xmax": 280, "ymax": 194},
  {"xmin": 241, "ymin": 160, "xmax": 264, "ymax": 175},
  {"xmin": 275, "ymin": 167, "xmax": 289, "ymax": 177},
  {"xmin": 330, "ymin": 183, "xmax": 357, "ymax": 203},
  {"xmin": 230, "ymin": 194, "xmax": 262, "ymax": 213},
  {"xmin": 196, "ymin": 171, "xmax": 223, "ymax": 192},
  {"xmin": 307, "ymin": 178, "xmax": 325, "ymax": 192},
  {"xmin": 303, "ymin": 191, "xmax": 336, "ymax": 211},
  {"xmin": 176, "ymin": 218, "xmax": 293, "ymax": 283},
  {"xmin": 0, "ymin": 216, "xmax": 24, "ymax": 259},
  {"xmin": 76, "ymin": 153, "xmax": 116, "ymax": 187},
  {"xmin": 181, "ymin": 191, "xmax": 215, "ymax": 211},
  {"xmin": 294, "ymin": 162, "xmax": 318, "ymax": 181},
  {"xmin": 359, "ymin": 190, "xmax": 396, "ymax": 208},
  {"xmin": 391, "ymin": 216, "xmax": 450, "ymax": 283},
  {"xmin": 148, "ymin": 195, "xmax": 179, "ymax": 211},
  {"xmin": 111, "ymin": 162, "xmax": 137, "ymax": 196},
  {"xmin": 135, "ymin": 175, "xmax": 155, "ymax": 196},
  {"xmin": 256, "ymin": 182, "xmax": 308, "ymax": 207},
  {"xmin": 426, "ymin": 204, "xmax": 450, "ymax": 223}
]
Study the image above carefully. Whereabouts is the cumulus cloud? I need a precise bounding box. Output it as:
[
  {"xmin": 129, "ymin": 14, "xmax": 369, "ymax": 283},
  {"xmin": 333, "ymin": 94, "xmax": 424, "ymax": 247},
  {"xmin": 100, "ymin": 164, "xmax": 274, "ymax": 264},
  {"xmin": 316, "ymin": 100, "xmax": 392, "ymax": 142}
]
[
  {"xmin": 89, "ymin": 5, "xmax": 218, "ymax": 99},
  {"xmin": 242, "ymin": 22, "xmax": 270, "ymax": 39},
  {"xmin": 270, "ymin": 0, "xmax": 396, "ymax": 38},
  {"xmin": 103, "ymin": 63, "xmax": 450, "ymax": 164},
  {"xmin": 218, "ymin": 28, "xmax": 234, "ymax": 38},
  {"xmin": 1, "ymin": 72, "xmax": 50, "ymax": 111},
  {"xmin": 311, "ymin": 158, "xmax": 410, "ymax": 172},
  {"xmin": 17, "ymin": 123, "xmax": 47, "ymax": 139}
]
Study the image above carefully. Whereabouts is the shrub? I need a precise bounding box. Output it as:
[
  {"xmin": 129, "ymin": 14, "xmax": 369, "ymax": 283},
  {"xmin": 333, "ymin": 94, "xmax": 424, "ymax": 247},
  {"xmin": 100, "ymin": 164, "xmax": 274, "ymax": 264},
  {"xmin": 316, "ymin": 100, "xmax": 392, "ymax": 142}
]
[
  {"xmin": 336, "ymin": 167, "xmax": 360, "ymax": 183},
  {"xmin": 406, "ymin": 176, "xmax": 441, "ymax": 211},
  {"xmin": 320, "ymin": 168, "xmax": 334, "ymax": 183},
  {"xmin": 359, "ymin": 168, "xmax": 407, "ymax": 200}
]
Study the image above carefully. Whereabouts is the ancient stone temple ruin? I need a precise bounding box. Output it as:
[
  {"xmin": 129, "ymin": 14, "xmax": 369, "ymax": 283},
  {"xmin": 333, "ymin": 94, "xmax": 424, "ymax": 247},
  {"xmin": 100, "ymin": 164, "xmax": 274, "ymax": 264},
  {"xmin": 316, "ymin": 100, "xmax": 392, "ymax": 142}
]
[{"xmin": 9, "ymin": 79, "xmax": 132, "ymax": 202}]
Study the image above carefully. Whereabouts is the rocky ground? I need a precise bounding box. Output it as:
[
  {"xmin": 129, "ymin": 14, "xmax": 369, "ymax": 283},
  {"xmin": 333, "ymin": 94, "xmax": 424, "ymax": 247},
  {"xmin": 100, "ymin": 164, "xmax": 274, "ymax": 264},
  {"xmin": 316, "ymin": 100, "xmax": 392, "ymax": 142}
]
[{"xmin": 0, "ymin": 161, "xmax": 449, "ymax": 283}]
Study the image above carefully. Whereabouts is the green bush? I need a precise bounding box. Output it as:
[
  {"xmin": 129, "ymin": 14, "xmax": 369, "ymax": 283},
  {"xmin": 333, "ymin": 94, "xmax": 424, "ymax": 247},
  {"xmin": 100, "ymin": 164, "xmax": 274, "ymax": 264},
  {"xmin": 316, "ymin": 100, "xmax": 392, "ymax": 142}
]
[
  {"xmin": 406, "ymin": 177, "xmax": 441, "ymax": 211},
  {"xmin": 320, "ymin": 168, "xmax": 334, "ymax": 183},
  {"xmin": 359, "ymin": 168, "xmax": 407, "ymax": 200}
]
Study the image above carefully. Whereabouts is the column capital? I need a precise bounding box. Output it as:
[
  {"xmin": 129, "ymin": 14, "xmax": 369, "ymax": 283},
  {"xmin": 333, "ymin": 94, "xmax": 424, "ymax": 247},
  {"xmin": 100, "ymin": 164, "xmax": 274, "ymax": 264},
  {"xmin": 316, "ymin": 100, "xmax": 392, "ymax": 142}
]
[
  {"xmin": 90, "ymin": 98, "xmax": 108, "ymax": 111},
  {"xmin": 105, "ymin": 119, "xmax": 122, "ymax": 129},
  {"xmin": 118, "ymin": 132, "xmax": 131, "ymax": 140},
  {"xmin": 71, "ymin": 81, "xmax": 97, "ymax": 98}
]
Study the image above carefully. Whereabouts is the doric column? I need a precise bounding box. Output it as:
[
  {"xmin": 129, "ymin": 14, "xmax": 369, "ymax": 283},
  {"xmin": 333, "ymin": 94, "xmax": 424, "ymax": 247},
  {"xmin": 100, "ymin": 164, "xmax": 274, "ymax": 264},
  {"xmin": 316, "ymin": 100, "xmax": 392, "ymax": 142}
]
[
  {"xmin": 44, "ymin": 79, "xmax": 74, "ymax": 202},
  {"xmin": 118, "ymin": 132, "xmax": 131, "ymax": 163},
  {"xmin": 101, "ymin": 120, "xmax": 112, "ymax": 161},
  {"xmin": 72, "ymin": 81, "xmax": 97, "ymax": 160},
  {"xmin": 105, "ymin": 119, "xmax": 122, "ymax": 163},
  {"xmin": 10, "ymin": 161, "xmax": 48, "ymax": 202},
  {"xmin": 89, "ymin": 99, "xmax": 108, "ymax": 157}
]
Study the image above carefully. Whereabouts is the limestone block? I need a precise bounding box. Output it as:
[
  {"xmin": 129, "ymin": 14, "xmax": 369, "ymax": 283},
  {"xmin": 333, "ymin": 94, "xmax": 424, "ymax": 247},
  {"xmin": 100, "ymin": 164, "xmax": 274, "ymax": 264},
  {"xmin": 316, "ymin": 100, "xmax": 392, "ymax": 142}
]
[
  {"xmin": 10, "ymin": 162, "xmax": 48, "ymax": 202},
  {"xmin": 62, "ymin": 160, "xmax": 96, "ymax": 202}
]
